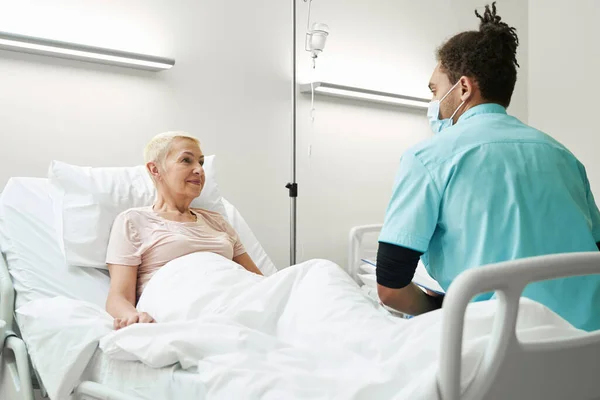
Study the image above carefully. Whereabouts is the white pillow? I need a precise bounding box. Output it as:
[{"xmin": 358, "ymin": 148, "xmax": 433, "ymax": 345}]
[
  {"xmin": 49, "ymin": 156, "xmax": 227, "ymax": 269},
  {"xmin": 0, "ymin": 178, "xmax": 110, "ymax": 309}
]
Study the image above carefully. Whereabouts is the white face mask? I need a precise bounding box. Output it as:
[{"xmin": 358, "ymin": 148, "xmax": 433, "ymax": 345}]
[{"xmin": 427, "ymin": 81, "xmax": 464, "ymax": 134}]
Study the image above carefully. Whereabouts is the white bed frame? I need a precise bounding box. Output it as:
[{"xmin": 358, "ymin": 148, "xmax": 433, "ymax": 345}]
[
  {"xmin": 2, "ymin": 228, "xmax": 600, "ymax": 400},
  {"xmin": 348, "ymin": 224, "xmax": 600, "ymax": 400}
]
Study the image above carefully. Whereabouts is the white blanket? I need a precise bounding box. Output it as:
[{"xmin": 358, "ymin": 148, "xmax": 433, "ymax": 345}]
[
  {"xmin": 99, "ymin": 253, "xmax": 576, "ymax": 399},
  {"xmin": 16, "ymin": 252, "xmax": 579, "ymax": 400}
]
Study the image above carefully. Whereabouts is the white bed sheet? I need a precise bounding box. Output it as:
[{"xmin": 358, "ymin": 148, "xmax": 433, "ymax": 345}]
[{"xmin": 81, "ymin": 350, "xmax": 207, "ymax": 400}]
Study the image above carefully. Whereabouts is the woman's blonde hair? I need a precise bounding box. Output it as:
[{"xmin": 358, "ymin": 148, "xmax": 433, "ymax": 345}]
[{"xmin": 144, "ymin": 131, "xmax": 200, "ymax": 166}]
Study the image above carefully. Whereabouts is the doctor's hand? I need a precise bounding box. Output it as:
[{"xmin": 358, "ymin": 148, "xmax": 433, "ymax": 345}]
[
  {"xmin": 424, "ymin": 289, "xmax": 442, "ymax": 297},
  {"xmin": 113, "ymin": 312, "xmax": 155, "ymax": 330}
]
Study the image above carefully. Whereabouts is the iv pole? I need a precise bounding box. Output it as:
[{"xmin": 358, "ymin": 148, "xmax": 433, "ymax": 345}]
[
  {"xmin": 286, "ymin": 0, "xmax": 299, "ymax": 266},
  {"xmin": 287, "ymin": 0, "xmax": 328, "ymax": 266}
]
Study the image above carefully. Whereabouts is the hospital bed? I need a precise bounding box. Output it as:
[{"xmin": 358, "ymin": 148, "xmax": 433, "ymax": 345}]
[{"xmin": 1, "ymin": 177, "xmax": 600, "ymax": 400}]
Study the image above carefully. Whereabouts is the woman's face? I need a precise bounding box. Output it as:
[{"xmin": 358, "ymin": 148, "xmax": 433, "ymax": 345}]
[{"xmin": 154, "ymin": 138, "xmax": 205, "ymax": 201}]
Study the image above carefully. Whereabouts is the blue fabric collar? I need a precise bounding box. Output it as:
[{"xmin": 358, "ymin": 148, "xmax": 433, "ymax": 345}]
[{"xmin": 458, "ymin": 103, "xmax": 507, "ymax": 123}]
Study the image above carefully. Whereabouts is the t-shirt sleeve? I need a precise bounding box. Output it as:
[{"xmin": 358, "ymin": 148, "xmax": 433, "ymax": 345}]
[
  {"xmin": 207, "ymin": 211, "xmax": 247, "ymax": 258},
  {"xmin": 378, "ymin": 151, "xmax": 441, "ymax": 253},
  {"xmin": 225, "ymin": 219, "xmax": 247, "ymax": 258},
  {"xmin": 105, "ymin": 211, "xmax": 143, "ymax": 266}
]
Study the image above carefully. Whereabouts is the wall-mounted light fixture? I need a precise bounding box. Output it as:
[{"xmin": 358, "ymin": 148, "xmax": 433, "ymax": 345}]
[
  {"xmin": 0, "ymin": 31, "xmax": 175, "ymax": 71},
  {"xmin": 300, "ymin": 82, "xmax": 429, "ymax": 110}
]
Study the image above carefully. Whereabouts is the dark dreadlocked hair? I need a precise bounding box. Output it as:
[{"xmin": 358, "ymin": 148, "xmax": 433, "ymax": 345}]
[{"xmin": 436, "ymin": 2, "xmax": 520, "ymax": 107}]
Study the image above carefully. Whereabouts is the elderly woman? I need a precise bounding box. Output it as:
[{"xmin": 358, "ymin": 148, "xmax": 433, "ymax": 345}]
[{"xmin": 105, "ymin": 132, "xmax": 262, "ymax": 330}]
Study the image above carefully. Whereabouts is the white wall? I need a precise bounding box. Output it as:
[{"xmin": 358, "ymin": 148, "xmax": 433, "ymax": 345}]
[
  {"xmin": 528, "ymin": 0, "xmax": 600, "ymax": 196},
  {"xmin": 295, "ymin": 0, "xmax": 528, "ymax": 266},
  {"xmin": 0, "ymin": 0, "xmax": 291, "ymax": 267},
  {"xmin": 0, "ymin": 0, "xmax": 529, "ymax": 270}
]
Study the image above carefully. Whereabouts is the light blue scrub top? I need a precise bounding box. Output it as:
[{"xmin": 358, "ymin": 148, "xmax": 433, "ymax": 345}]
[{"xmin": 379, "ymin": 103, "xmax": 600, "ymax": 331}]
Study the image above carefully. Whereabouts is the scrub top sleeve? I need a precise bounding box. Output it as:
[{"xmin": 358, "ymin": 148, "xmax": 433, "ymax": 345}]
[
  {"xmin": 584, "ymin": 173, "xmax": 600, "ymax": 242},
  {"xmin": 378, "ymin": 151, "xmax": 441, "ymax": 253}
]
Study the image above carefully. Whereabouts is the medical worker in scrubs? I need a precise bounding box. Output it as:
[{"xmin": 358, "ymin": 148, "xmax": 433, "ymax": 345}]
[{"xmin": 376, "ymin": 2, "xmax": 600, "ymax": 331}]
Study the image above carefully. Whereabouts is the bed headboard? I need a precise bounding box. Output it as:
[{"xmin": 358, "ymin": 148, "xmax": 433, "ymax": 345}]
[
  {"xmin": 440, "ymin": 251, "xmax": 600, "ymax": 400},
  {"xmin": 347, "ymin": 224, "xmax": 382, "ymax": 280}
]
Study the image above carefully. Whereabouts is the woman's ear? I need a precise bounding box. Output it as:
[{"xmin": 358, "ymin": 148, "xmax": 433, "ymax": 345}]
[{"xmin": 146, "ymin": 162, "xmax": 161, "ymax": 180}]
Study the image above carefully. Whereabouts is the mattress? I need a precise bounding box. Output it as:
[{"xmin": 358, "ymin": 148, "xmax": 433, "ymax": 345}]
[{"xmin": 81, "ymin": 349, "xmax": 207, "ymax": 399}]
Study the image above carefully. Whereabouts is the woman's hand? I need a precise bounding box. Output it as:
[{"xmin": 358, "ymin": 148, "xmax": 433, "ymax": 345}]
[
  {"xmin": 113, "ymin": 312, "xmax": 155, "ymax": 330},
  {"xmin": 107, "ymin": 264, "xmax": 153, "ymax": 330}
]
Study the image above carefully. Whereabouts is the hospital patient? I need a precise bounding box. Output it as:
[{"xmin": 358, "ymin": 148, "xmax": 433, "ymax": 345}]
[{"xmin": 105, "ymin": 132, "xmax": 262, "ymax": 330}]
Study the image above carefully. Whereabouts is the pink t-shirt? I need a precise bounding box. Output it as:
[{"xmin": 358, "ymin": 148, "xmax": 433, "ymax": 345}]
[{"xmin": 106, "ymin": 206, "xmax": 246, "ymax": 299}]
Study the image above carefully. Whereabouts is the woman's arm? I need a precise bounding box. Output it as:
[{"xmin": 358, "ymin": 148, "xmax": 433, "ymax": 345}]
[
  {"xmin": 106, "ymin": 264, "xmax": 154, "ymax": 329},
  {"xmin": 233, "ymin": 253, "xmax": 263, "ymax": 276}
]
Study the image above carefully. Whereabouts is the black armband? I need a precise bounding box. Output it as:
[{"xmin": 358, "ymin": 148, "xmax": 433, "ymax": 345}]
[{"xmin": 376, "ymin": 242, "xmax": 422, "ymax": 289}]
